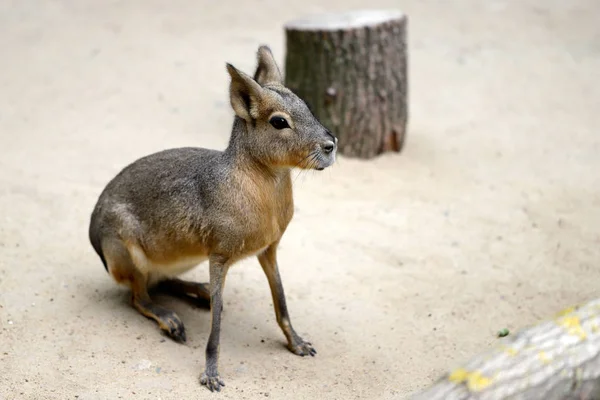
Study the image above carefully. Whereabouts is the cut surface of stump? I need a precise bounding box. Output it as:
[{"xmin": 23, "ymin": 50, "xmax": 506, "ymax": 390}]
[{"xmin": 284, "ymin": 10, "xmax": 408, "ymax": 159}]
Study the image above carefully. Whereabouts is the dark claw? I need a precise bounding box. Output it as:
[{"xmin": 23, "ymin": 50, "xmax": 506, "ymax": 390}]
[
  {"xmin": 167, "ymin": 322, "xmax": 187, "ymax": 343},
  {"xmin": 290, "ymin": 340, "xmax": 317, "ymax": 357},
  {"xmin": 175, "ymin": 328, "xmax": 187, "ymax": 343},
  {"xmin": 200, "ymin": 373, "xmax": 225, "ymax": 392}
]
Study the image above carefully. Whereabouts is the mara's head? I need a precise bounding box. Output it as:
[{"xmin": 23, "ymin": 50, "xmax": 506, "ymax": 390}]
[{"xmin": 226, "ymin": 46, "xmax": 337, "ymax": 171}]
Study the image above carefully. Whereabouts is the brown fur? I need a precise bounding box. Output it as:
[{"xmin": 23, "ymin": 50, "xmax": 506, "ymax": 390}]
[{"xmin": 88, "ymin": 45, "xmax": 337, "ymax": 392}]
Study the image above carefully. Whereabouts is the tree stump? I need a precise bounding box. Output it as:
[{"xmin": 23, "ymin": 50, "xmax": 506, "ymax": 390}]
[
  {"xmin": 284, "ymin": 10, "xmax": 408, "ymax": 159},
  {"xmin": 410, "ymin": 298, "xmax": 600, "ymax": 400}
]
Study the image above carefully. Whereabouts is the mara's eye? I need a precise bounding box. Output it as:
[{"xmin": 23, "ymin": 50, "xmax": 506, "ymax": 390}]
[{"xmin": 269, "ymin": 116, "xmax": 290, "ymax": 130}]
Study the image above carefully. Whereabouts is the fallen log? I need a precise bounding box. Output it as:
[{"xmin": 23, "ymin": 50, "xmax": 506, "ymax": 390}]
[{"xmin": 410, "ymin": 298, "xmax": 600, "ymax": 400}]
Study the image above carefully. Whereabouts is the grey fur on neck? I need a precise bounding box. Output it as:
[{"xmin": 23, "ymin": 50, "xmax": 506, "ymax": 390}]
[
  {"xmin": 223, "ymin": 116, "xmax": 249, "ymax": 159},
  {"xmin": 224, "ymin": 115, "xmax": 289, "ymax": 179}
]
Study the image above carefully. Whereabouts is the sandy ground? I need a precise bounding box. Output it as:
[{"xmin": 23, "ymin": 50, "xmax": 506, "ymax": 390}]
[{"xmin": 1, "ymin": 0, "xmax": 600, "ymax": 399}]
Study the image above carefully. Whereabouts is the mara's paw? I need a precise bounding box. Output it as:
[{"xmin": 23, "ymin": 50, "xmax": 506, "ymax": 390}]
[
  {"xmin": 288, "ymin": 339, "xmax": 317, "ymax": 357},
  {"xmin": 158, "ymin": 310, "xmax": 187, "ymax": 343},
  {"xmin": 200, "ymin": 372, "xmax": 225, "ymax": 392}
]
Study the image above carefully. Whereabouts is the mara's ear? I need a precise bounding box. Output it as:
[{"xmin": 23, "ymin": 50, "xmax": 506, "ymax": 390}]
[
  {"xmin": 253, "ymin": 45, "xmax": 283, "ymax": 86},
  {"xmin": 226, "ymin": 63, "xmax": 264, "ymax": 121}
]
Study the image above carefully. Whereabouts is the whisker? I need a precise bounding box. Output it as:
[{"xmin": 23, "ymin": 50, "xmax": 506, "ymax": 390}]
[
  {"xmin": 292, "ymin": 152, "xmax": 314, "ymax": 185},
  {"xmin": 294, "ymin": 152, "xmax": 314, "ymax": 169},
  {"xmin": 293, "ymin": 150, "xmax": 320, "ymax": 185}
]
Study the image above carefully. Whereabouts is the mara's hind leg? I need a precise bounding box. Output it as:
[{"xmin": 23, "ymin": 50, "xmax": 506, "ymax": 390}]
[
  {"xmin": 154, "ymin": 278, "xmax": 211, "ymax": 309},
  {"xmin": 102, "ymin": 238, "xmax": 187, "ymax": 343}
]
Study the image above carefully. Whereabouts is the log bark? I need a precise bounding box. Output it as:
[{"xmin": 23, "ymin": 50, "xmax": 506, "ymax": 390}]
[
  {"xmin": 410, "ymin": 298, "xmax": 600, "ymax": 400},
  {"xmin": 284, "ymin": 10, "xmax": 408, "ymax": 159}
]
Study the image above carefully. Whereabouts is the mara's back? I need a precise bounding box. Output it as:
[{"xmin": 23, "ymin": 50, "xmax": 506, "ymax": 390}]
[
  {"xmin": 96, "ymin": 147, "xmax": 224, "ymax": 213},
  {"xmin": 89, "ymin": 147, "xmax": 225, "ymax": 266}
]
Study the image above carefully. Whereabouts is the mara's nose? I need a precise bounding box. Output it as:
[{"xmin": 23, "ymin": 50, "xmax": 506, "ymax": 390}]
[{"xmin": 322, "ymin": 141, "xmax": 335, "ymax": 154}]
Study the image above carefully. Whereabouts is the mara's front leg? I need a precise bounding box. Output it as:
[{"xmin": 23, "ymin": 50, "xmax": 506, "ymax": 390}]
[
  {"xmin": 258, "ymin": 243, "xmax": 316, "ymax": 357},
  {"xmin": 200, "ymin": 255, "xmax": 230, "ymax": 392}
]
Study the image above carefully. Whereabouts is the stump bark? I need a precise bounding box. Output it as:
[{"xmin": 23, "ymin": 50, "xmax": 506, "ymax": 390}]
[
  {"xmin": 410, "ymin": 298, "xmax": 600, "ymax": 400},
  {"xmin": 284, "ymin": 10, "xmax": 408, "ymax": 159}
]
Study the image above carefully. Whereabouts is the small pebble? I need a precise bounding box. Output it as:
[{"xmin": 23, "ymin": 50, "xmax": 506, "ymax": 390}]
[
  {"xmin": 497, "ymin": 328, "xmax": 510, "ymax": 337},
  {"xmin": 135, "ymin": 359, "xmax": 152, "ymax": 370}
]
